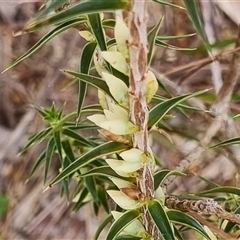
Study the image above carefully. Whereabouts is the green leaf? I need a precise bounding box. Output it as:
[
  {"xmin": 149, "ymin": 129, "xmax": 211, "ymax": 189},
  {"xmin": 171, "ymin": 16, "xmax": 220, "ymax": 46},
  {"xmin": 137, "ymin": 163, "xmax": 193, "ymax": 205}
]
[
  {"xmin": 224, "ymin": 205, "xmax": 240, "ymax": 233},
  {"xmin": 3, "ymin": 19, "xmax": 85, "ymax": 73},
  {"xmin": 153, "ymin": 0, "xmax": 185, "ymax": 9},
  {"xmin": 106, "ymin": 210, "xmax": 140, "ymax": 240},
  {"xmin": 73, "ymin": 187, "xmax": 89, "ymax": 212},
  {"xmin": 148, "ymin": 89, "xmax": 209, "ymax": 127},
  {"xmin": 53, "ymin": 131, "xmax": 62, "ymax": 161},
  {"xmin": 24, "ymin": 0, "xmax": 130, "ymax": 32},
  {"xmin": 157, "ymin": 33, "xmax": 196, "ymax": 41},
  {"xmin": 62, "ymin": 128, "xmax": 94, "ymax": 147},
  {"xmin": 81, "ymin": 166, "xmax": 133, "ymax": 181},
  {"xmin": 61, "ymin": 156, "xmax": 71, "ymax": 199},
  {"xmin": 63, "ymin": 70, "xmax": 115, "ymax": 101},
  {"xmin": 61, "ymin": 139, "xmax": 76, "ymax": 163},
  {"xmin": 88, "ymin": 13, "xmax": 107, "ymax": 51},
  {"xmin": 155, "ymin": 38, "xmax": 196, "ymax": 51},
  {"xmin": 28, "ymin": 150, "xmax": 46, "ymax": 179},
  {"xmin": 44, "ymin": 137, "xmax": 56, "ymax": 184},
  {"xmin": 93, "ymin": 201, "xmax": 100, "ymax": 216},
  {"xmin": 182, "ymin": 0, "xmax": 211, "ymax": 53},
  {"xmin": 78, "ymin": 41, "xmax": 97, "ymax": 118},
  {"xmin": 167, "ymin": 210, "xmax": 211, "ymax": 240},
  {"xmin": 98, "ymin": 187, "xmax": 110, "ymax": 213},
  {"xmin": 82, "ymin": 104, "xmax": 103, "ymax": 112},
  {"xmin": 64, "ymin": 123, "xmax": 99, "ymax": 130},
  {"xmin": 173, "ymin": 226, "xmax": 184, "ymax": 240},
  {"xmin": 115, "ymin": 235, "xmax": 142, "ymax": 240},
  {"xmin": 102, "ymin": 19, "xmax": 116, "ymax": 29},
  {"xmin": 154, "ymin": 170, "xmax": 186, "ymax": 190},
  {"xmin": 147, "ymin": 199, "xmax": 175, "ymax": 240},
  {"xmin": 35, "ymin": 0, "xmax": 70, "ymax": 21},
  {"xmin": 148, "ymin": 16, "xmax": 164, "ymax": 66},
  {"xmin": 152, "ymin": 95, "xmax": 205, "ymax": 112},
  {"xmin": 209, "ymin": 137, "xmax": 240, "ymax": 149},
  {"xmin": 21, "ymin": 127, "xmax": 52, "ymax": 154},
  {"xmin": 49, "ymin": 141, "xmax": 128, "ymax": 187},
  {"xmin": 196, "ymin": 175, "xmax": 219, "ymax": 188},
  {"xmin": 197, "ymin": 187, "xmax": 240, "ymax": 197},
  {"xmin": 94, "ymin": 214, "xmax": 113, "ymax": 240},
  {"xmin": 84, "ymin": 176, "xmax": 98, "ymax": 202},
  {"xmin": 0, "ymin": 195, "xmax": 9, "ymax": 215}
]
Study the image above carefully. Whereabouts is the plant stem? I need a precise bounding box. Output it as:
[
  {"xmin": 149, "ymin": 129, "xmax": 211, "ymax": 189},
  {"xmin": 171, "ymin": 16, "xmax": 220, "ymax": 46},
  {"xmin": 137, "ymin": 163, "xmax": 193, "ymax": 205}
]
[{"xmin": 128, "ymin": 0, "xmax": 159, "ymax": 238}]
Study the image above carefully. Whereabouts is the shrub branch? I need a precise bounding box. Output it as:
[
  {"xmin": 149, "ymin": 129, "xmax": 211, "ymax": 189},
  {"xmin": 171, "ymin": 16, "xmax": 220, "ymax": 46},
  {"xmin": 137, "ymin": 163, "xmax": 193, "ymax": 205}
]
[
  {"xmin": 128, "ymin": 0, "xmax": 158, "ymax": 238},
  {"xmin": 162, "ymin": 24, "xmax": 240, "ymax": 192}
]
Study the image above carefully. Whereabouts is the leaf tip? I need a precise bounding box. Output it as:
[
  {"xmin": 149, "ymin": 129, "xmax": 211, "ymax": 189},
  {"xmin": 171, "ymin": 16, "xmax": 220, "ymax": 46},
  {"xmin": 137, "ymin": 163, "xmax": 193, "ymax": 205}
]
[
  {"xmin": 1, "ymin": 68, "xmax": 8, "ymax": 74},
  {"xmin": 13, "ymin": 30, "xmax": 27, "ymax": 37},
  {"xmin": 43, "ymin": 186, "xmax": 50, "ymax": 193},
  {"xmin": 25, "ymin": 178, "xmax": 29, "ymax": 184}
]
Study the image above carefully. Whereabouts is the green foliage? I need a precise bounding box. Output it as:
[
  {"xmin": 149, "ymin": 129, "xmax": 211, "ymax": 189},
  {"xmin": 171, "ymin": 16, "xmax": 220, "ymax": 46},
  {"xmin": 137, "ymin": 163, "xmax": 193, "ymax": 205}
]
[
  {"xmin": 5, "ymin": 0, "xmax": 240, "ymax": 239},
  {"xmin": 0, "ymin": 195, "xmax": 9, "ymax": 215},
  {"xmin": 147, "ymin": 199, "xmax": 175, "ymax": 240}
]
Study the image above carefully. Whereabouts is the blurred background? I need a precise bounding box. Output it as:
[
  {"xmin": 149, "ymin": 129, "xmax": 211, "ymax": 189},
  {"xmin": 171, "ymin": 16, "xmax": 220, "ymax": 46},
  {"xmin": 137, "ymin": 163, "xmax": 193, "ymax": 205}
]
[{"xmin": 0, "ymin": 0, "xmax": 240, "ymax": 239}]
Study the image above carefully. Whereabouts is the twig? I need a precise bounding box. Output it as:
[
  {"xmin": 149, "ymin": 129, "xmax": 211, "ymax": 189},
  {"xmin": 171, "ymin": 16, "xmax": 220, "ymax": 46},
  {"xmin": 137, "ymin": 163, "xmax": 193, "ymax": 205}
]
[
  {"xmin": 164, "ymin": 47, "xmax": 240, "ymax": 78},
  {"xmin": 200, "ymin": 0, "xmax": 223, "ymax": 93},
  {"xmin": 166, "ymin": 195, "xmax": 240, "ymax": 226},
  {"xmin": 162, "ymin": 24, "xmax": 240, "ymax": 192}
]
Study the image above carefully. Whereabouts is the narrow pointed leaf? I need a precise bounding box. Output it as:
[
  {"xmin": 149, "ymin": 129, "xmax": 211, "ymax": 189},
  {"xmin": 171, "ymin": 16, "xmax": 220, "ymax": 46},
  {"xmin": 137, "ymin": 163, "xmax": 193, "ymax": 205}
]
[
  {"xmin": 197, "ymin": 187, "xmax": 240, "ymax": 197},
  {"xmin": 73, "ymin": 187, "xmax": 89, "ymax": 212},
  {"xmin": 155, "ymin": 38, "xmax": 196, "ymax": 51},
  {"xmin": 78, "ymin": 41, "xmax": 97, "ymax": 117},
  {"xmin": 102, "ymin": 19, "xmax": 115, "ymax": 29},
  {"xmin": 196, "ymin": 175, "xmax": 219, "ymax": 188},
  {"xmin": 167, "ymin": 210, "xmax": 211, "ymax": 240},
  {"xmin": 157, "ymin": 33, "xmax": 196, "ymax": 40},
  {"xmin": 224, "ymin": 205, "xmax": 240, "ymax": 233},
  {"xmin": 210, "ymin": 137, "xmax": 240, "ymax": 149},
  {"xmin": 62, "ymin": 128, "xmax": 94, "ymax": 147},
  {"xmin": 44, "ymin": 137, "xmax": 56, "ymax": 184},
  {"xmin": 61, "ymin": 156, "xmax": 71, "ymax": 199},
  {"xmin": 62, "ymin": 139, "xmax": 76, "ymax": 163},
  {"xmin": 115, "ymin": 236, "xmax": 141, "ymax": 240},
  {"xmin": 152, "ymin": 95, "xmax": 204, "ymax": 111},
  {"xmin": 82, "ymin": 104, "xmax": 103, "ymax": 113},
  {"xmin": 154, "ymin": 170, "xmax": 186, "ymax": 190},
  {"xmin": 4, "ymin": 19, "xmax": 85, "ymax": 73},
  {"xmin": 24, "ymin": 0, "xmax": 130, "ymax": 32},
  {"xmin": 148, "ymin": 16, "xmax": 164, "ymax": 65},
  {"xmin": 28, "ymin": 151, "xmax": 46, "ymax": 179},
  {"xmin": 94, "ymin": 214, "xmax": 113, "ymax": 240},
  {"xmin": 106, "ymin": 210, "xmax": 140, "ymax": 240},
  {"xmin": 147, "ymin": 199, "xmax": 175, "ymax": 240},
  {"xmin": 148, "ymin": 89, "xmax": 209, "ymax": 127},
  {"xmin": 49, "ymin": 141, "xmax": 128, "ymax": 187},
  {"xmin": 81, "ymin": 166, "xmax": 132, "ymax": 181},
  {"xmin": 63, "ymin": 70, "xmax": 115, "ymax": 101},
  {"xmin": 98, "ymin": 187, "xmax": 109, "ymax": 213},
  {"xmin": 182, "ymin": 0, "xmax": 211, "ymax": 53},
  {"xmin": 93, "ymin": 201, "xmax": 100, "ymax": 216},
  {"xmin": 21, "ymin": 127, "xmax": 52, "ymax": 153},
  {"xmin": 88, "ymin": 13, "xmax": 107, "ymax": 51},
  {"xmin": 173, "ymin": 226, "xmax": 184, "ymax": 240},
  {"xmin": 153, "ymin": 0, "xmax": 185, "ymax": 9},
  {"xmin": 35, "ymin": 0, "xmax": 70, "ymax": 20},
  {"xmin": 84, "ymin": 176, "xmax": 98, "ymax": 202},
  {"xmin": 64, "ymin": 123, "xmax": 99, "ymax": 130},
  {"xmin": 53, "ymin": 131, "xmax": 62, "ymax": 161}
]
